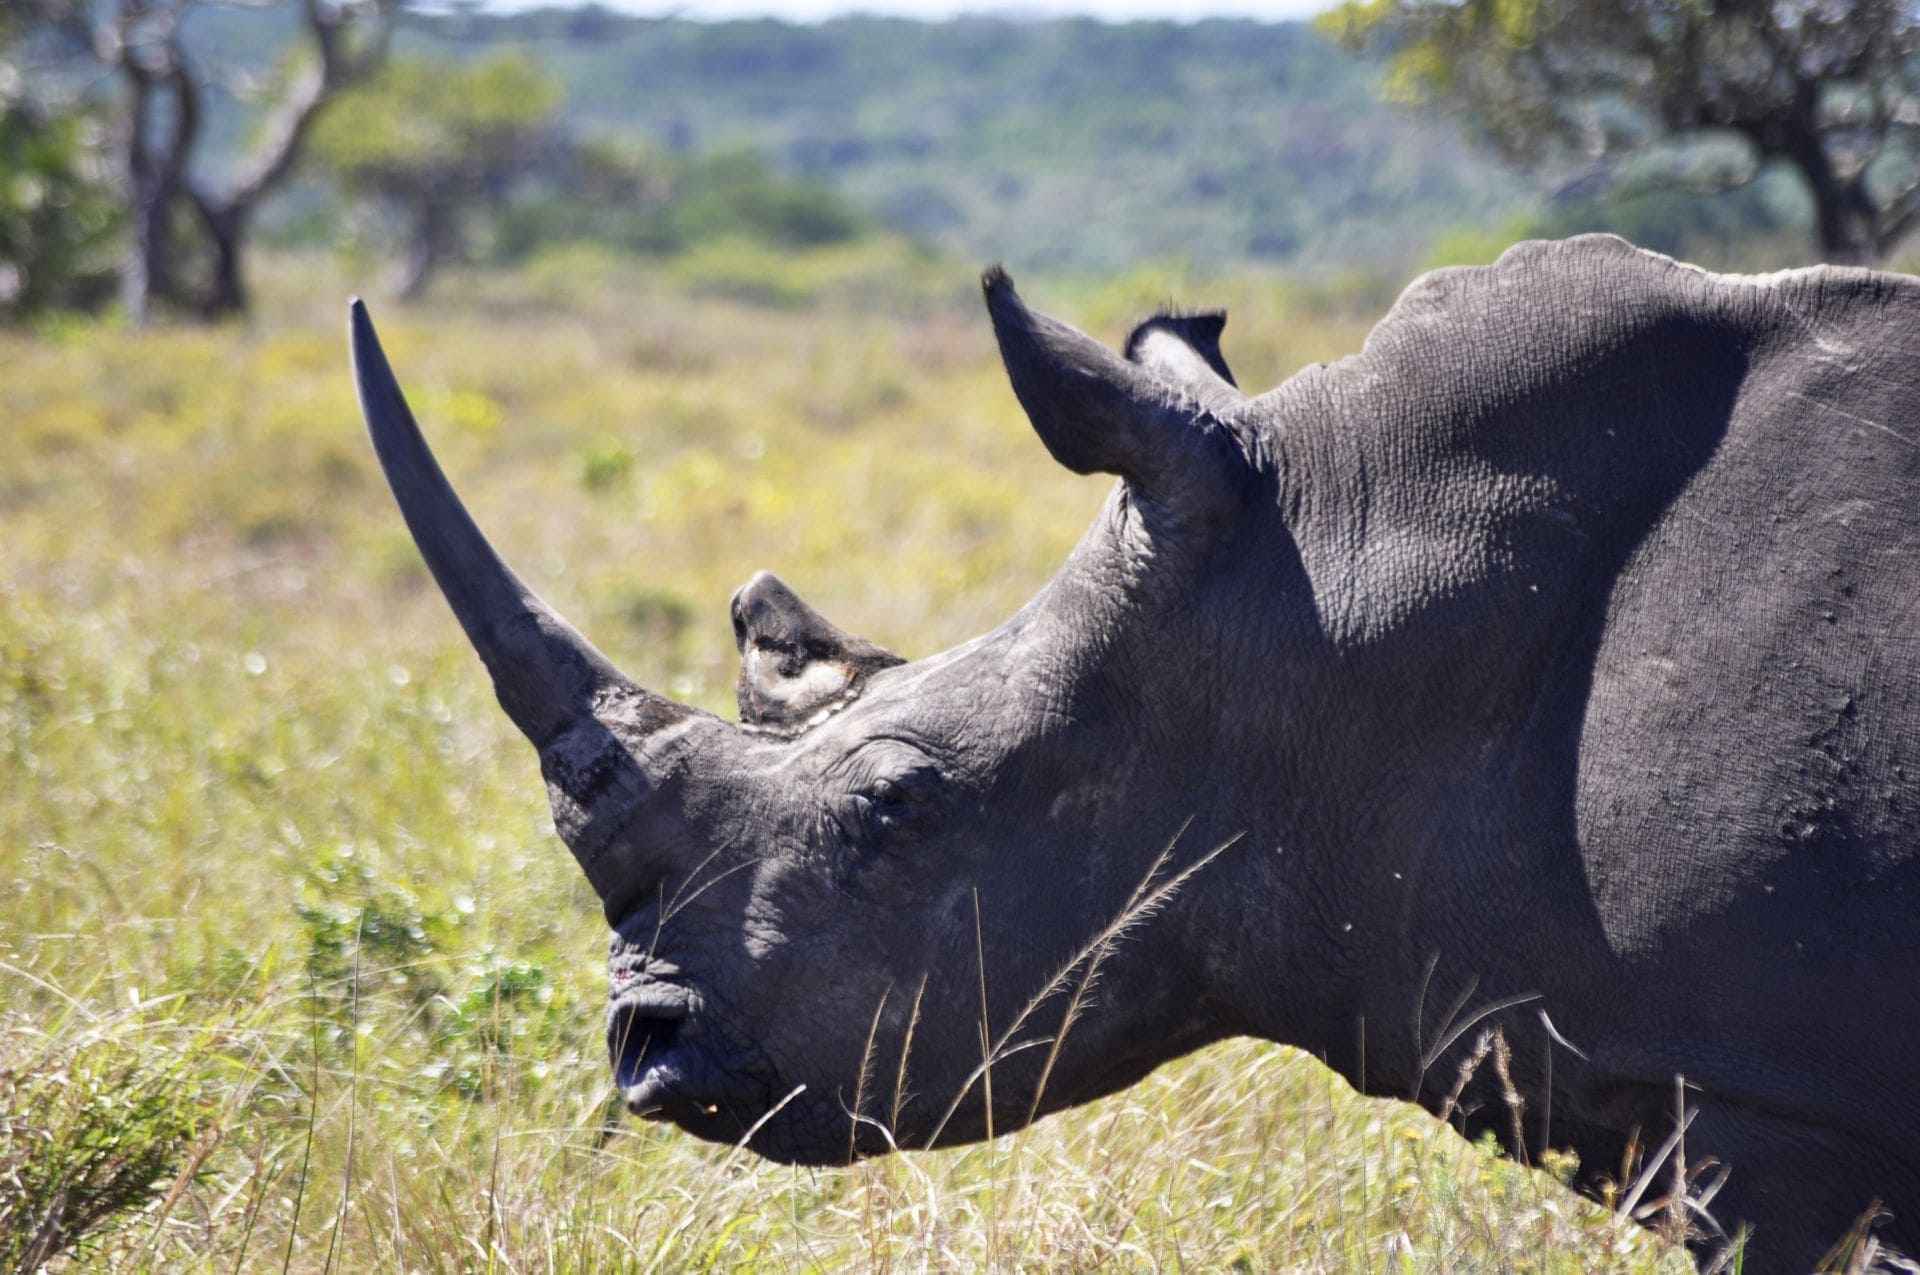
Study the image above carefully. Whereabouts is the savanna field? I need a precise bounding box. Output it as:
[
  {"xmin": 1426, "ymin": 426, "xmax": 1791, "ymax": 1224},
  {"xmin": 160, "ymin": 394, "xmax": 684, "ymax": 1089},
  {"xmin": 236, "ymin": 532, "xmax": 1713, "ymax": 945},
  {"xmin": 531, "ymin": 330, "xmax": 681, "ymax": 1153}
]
[{"xmin": 1, "ymin": 239, "xmax": 1711, "ymax": 1271}]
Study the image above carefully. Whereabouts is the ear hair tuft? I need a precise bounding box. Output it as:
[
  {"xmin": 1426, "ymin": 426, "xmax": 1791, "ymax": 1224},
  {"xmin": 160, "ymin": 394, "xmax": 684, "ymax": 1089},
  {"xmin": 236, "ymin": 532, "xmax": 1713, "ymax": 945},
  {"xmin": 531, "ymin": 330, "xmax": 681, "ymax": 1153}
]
[{"xmin": 1125, "ymin": 310, "xmax": 1235, "ymax": 388}]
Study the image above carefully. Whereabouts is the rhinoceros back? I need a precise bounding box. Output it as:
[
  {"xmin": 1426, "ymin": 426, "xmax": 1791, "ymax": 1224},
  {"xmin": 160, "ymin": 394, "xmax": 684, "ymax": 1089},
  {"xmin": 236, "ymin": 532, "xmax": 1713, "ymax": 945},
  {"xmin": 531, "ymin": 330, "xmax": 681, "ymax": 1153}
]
[
  {"xmin": 1275, "ymin": 237, "xmax": 1920, "ymax": 1144},
  {"xmin": 1571, "ymin": 258, "xmax": 1920, "ymax": 1129}
]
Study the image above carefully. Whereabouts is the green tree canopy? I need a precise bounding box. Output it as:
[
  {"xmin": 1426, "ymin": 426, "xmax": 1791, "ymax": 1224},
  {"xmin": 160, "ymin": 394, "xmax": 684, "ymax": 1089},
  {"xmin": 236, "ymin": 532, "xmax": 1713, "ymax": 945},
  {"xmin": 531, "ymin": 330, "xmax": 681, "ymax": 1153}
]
[
  {"xmin": 317, "ymin": 51, "xmax": 561, "ymax": 184},
  {"xmin": 1325, "ymin": 0, "xmax": 1920, "ymax": 263},
  {"xmin": 314, "ymin": 51, "xmax": 562, "ymax": 297}
]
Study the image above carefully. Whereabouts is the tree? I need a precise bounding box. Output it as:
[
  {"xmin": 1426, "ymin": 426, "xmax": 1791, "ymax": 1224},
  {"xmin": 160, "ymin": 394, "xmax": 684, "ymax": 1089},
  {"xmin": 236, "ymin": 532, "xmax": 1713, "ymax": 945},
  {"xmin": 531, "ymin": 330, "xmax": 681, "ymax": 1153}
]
[
  {"xmin": 26, "ymin": 0, "xmax": 400, "ymax": 321},
  {"xmin": 1325, "ymin": 0, "xmax": 1920, "ymax": 264},
  {"xmin": 313, "ymin": 52, "xmax": 560, "ymax": 299}
]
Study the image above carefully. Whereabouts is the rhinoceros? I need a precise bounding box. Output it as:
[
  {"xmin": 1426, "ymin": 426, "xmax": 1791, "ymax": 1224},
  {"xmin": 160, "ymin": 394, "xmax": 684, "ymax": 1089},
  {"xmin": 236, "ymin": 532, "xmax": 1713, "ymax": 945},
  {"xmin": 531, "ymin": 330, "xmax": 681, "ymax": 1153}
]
[{"xmin": 351, "ymin": 234, "xmax": 1920, "ymax": 1273}]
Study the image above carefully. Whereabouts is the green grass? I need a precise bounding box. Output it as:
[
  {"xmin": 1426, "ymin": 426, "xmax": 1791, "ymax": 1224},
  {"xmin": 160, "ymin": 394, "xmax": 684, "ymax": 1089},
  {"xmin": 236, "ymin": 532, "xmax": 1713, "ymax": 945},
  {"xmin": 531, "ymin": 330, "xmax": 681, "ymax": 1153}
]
[{"xmin": 0, "ymin": 243, "xmax": 1696, "ymax": 1270}]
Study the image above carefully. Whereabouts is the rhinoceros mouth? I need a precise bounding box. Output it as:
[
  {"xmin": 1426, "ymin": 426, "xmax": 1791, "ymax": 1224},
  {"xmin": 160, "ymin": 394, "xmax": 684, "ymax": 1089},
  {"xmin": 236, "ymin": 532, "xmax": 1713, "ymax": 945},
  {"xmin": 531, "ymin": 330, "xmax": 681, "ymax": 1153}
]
[
  {"xmin": 618, "ymin": 1042, "xmax": 708, "ymax": 1125},
  {"xmin": 608, "ymin": 996, "xmax": 767, "ymax": 1136},
  {"xmin": 609, "ymin": 1001, "xmax": 694, "ymax": 1111}
]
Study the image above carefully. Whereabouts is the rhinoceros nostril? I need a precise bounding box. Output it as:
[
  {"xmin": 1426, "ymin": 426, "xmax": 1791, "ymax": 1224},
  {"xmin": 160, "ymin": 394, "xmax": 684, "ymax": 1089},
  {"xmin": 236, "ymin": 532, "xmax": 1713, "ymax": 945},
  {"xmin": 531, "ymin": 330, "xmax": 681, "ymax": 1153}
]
[{"xmin": 608, "ymin": 1004, "xmax": 684, "ymax": 1090}]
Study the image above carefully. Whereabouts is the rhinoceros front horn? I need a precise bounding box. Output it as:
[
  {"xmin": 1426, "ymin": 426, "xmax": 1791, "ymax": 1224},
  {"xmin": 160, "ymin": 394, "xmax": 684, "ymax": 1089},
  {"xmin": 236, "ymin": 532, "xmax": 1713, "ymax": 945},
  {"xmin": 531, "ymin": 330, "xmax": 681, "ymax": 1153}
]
[{"xmin": 351, "ymin": 301, "xmax": 694, "ymax": 903}]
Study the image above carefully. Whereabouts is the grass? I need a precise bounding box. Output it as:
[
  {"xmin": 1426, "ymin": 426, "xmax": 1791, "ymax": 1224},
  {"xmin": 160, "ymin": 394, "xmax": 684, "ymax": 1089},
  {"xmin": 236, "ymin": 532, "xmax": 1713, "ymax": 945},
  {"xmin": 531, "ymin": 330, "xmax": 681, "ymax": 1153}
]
[{"xmin": 0, "ymin": 239, "xmax": 1701, "ymax": 1270}]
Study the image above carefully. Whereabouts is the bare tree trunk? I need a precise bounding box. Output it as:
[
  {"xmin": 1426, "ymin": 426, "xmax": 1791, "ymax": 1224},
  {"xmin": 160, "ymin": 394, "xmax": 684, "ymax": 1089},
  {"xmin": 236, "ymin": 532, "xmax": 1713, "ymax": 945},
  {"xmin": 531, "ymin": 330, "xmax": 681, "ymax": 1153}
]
[
  {"xmin": 117, "ymin": 43, "xmax": 200, "ymax": 324},
  {"xmin": 121, "ymin": 171, "xmax": 173, "ymax": 324},
  {"xmin": 1806, "ymin": 175, "xmax": 1879, "ymax": 265},
  {"xmin": 1774, "ymin": 118, "xmax": 1880, "ymax": 264},
  {"xmin": 121, "ymin": 81, "xmax": 157, "ymax": 322},
  {"xmin": 95, "ymin": 0, "xmax": 397, "ymax": 321},
  {"xmin": 192, "ymin": 196, "xmax": 249, "ymax": 317},
  {"xmin": 181, "ymin": 0, "xmax": 397, "ymax": 316},
  {"xmin": 394, "ymin": 198, "xmax": 451, "ymax": 301}
]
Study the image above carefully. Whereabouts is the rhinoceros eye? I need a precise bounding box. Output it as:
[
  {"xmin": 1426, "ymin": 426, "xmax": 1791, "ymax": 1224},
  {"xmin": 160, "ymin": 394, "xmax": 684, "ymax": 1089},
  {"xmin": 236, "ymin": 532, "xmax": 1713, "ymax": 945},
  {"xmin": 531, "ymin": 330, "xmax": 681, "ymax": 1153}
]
[{"xmin": 840, "ymin": 767, "xmax": 942, "ymax": 850}]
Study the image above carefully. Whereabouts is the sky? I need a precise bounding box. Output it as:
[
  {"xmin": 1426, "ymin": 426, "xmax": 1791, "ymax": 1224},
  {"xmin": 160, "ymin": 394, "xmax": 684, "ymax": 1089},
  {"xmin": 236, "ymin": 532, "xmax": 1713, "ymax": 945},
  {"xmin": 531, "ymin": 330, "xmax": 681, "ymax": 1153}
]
[{"xmin": 492, "ymin": 0, "xmax": 1333, "ymax": 19}]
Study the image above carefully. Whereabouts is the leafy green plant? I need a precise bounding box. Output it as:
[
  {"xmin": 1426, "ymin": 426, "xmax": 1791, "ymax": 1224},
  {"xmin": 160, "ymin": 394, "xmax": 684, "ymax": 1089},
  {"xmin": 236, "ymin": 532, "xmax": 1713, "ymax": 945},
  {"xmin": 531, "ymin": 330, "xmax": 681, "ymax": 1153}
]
[
  {"xmin": 433, "ymin": 954, "xmax": 585, "ymax": 1100},
  {"xmin": 579, "ymin": 438, "xmax": 636, "ymax": 492},
  {"xmin": 0, "ymin": 1027, "xmax": 217, "ymax": 1270},
  {"xmin": 0, "ymin": 90, "xmax": 118, "ymax": 320},
  {"xmin": 296, "ymin": 846, "xmax": 458, "ymax": 1015}
]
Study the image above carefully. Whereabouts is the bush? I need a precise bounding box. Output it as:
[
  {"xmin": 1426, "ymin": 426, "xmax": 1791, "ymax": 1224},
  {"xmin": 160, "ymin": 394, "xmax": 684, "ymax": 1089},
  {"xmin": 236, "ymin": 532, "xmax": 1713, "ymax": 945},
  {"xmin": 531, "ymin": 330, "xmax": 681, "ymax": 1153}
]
[
  {"xmin": 0, "ymin": 1025, "xmax": 217, "ymax": 1269},
  {"xmin": 1534, "ymin": 177, "xmax": 1795, "ymax": 260},
  {"xmin": 495, "ymin": 144, "xmax": 866, "ymax": 264},
  {"xmin": 0, "ymin": 92, "xmax": 119, "ymax": 319},
  {"xmin": 1421, "ymin": 174, "xmax": 1801, "ymax": 273},
  {"xmin": 672, "ymin": 149, "xmax": 866, "ymax": 249}
]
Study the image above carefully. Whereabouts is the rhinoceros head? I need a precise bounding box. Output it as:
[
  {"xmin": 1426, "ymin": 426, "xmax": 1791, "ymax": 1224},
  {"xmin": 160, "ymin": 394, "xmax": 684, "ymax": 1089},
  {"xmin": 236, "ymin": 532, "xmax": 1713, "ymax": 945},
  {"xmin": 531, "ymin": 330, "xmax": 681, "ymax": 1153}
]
[{"xmin": 351, "ymin": 268, "xmax": 1290, "ymax": 1163}]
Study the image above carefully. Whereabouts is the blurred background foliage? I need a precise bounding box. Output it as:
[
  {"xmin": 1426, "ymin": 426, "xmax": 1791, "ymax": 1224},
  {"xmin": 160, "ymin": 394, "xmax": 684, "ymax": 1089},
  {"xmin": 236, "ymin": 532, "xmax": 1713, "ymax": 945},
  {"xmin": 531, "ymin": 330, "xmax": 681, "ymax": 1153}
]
[
  {"xmin": 0, "ymin": 91, "xmax": 119, "ymax": 316},
  {"xmin": 313, "ymin": 51, "xmax": 566, "ymax": 297},
  {"xmin": 1326, "ymin": 0, "xmax": 1920, "ymax": 265},
  {"xmin": 0, "ymin": 2, "xmax": 118, "ymax": 320},
  {"xmin": 14, "ymin": 0, "xmax": 1906, "ymax": 324}
]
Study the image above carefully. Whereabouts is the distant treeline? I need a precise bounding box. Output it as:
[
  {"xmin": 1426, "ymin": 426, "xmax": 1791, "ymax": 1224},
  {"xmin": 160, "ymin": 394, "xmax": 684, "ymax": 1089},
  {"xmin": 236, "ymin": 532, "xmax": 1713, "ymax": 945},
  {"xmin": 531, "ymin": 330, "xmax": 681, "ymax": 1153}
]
[
  {"xmin": 393, "ymin": 11, "xmax": 1532, "ymax": 273},
  {"xmin": 153, "ymin": 8, "xmax": 1571, "ymax": 274},
  {"xmin": 5, "ymin": 4, "xmax": 1812, "ymax": 321}
]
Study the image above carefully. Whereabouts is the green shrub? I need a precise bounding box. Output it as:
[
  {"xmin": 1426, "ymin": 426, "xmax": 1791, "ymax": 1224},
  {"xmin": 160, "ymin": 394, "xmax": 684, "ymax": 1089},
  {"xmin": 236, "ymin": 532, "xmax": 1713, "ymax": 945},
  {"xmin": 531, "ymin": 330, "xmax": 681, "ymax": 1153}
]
[
  {"xmin": 579, "ymin": 437, "xmax": 637, "ymax": 491},
  {"xmin": 496, "ymin": 144, "xmax": 865, "ymax": 265},
  {"xmin": 0, "ymin": 93, "xmax": 119, "ymax": 319},
  {"xmin": 0, "ymin": 1027, "xmax": 217, "ymax": 1270},
  {"xmin": 432, "ymin": 954, "xmax": 584, "ymax": 1100},
  {"xmin": 296, "ymin": 845, "xmax": 458, "ymax": 1015}
]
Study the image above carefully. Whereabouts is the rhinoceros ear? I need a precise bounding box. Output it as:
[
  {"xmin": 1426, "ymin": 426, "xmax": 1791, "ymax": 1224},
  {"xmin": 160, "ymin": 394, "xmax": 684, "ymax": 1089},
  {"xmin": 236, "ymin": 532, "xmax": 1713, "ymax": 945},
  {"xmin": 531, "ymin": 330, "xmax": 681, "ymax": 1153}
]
[
  {"xmin": 982, "ymin": 267, "xmax": 1245, "ymax": 517},
  {"xmin": 1124, "ymin": 310, "xmax": 1247, "ymax": 418},
  {"xmin": 730, "ymin": 572, "xmax": 904, "ymax": 735}
]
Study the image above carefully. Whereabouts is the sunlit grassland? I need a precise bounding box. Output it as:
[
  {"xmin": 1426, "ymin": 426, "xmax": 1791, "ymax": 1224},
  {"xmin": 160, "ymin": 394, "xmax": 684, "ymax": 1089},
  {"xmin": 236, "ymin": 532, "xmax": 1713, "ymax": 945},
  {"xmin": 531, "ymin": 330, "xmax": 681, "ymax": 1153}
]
[{"xmin": 0, "ymin": 239, "xmax": 1692, "ymax": 1271}]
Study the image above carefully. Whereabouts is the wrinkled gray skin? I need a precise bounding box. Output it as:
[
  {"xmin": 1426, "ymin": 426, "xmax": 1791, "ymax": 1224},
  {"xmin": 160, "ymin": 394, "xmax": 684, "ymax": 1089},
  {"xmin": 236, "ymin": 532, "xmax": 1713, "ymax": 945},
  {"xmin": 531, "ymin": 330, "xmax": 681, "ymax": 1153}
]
[{"xmin": 352, "ymin": 235, "xmax": 1920, "ymax": 1272}]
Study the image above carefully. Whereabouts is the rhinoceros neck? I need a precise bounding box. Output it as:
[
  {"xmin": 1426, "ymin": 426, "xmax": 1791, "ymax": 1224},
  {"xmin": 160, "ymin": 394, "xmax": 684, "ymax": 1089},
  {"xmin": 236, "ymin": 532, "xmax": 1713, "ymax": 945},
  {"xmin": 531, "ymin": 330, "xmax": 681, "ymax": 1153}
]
[
  {"xmin": 1200, "ymin": 289, "xmax": 1756, "ymax": 1084},
  {"xmin": 1218, "ymin": 254, "xmax": 1859, "ymax": 1103}
]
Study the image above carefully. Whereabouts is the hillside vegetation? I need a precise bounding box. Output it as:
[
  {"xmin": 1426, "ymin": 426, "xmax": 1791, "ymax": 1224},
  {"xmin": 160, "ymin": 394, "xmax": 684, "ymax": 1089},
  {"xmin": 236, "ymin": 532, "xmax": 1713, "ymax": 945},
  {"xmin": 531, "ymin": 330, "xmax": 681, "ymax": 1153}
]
[
  {"xmin": 171, "ymin": 9, "xmax": 1544, "ymax": 275},
  {"xmin": 0, "ymin": 243, "xmax": 1706, "ymax": 1270}
]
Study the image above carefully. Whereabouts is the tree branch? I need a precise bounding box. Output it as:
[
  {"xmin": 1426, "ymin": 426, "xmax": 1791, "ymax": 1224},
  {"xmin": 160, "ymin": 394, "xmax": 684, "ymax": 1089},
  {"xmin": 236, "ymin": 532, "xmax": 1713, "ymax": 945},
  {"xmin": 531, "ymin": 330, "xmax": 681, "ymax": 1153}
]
[
  {"xmin": 112, "ymin": 0, "xmax": 200, "ymax": 194},
  {"xmin": 155, "ymin": 38, "xmax": 202, "ymax": 194},
  {"xmin": 221, "ymin": 0, "xmax": 397, "ymax": 211}
]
